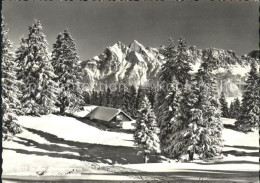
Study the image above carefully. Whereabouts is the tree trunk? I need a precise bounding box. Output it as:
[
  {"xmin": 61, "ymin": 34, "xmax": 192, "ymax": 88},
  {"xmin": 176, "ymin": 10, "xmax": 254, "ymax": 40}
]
[{"xmin": 144, "ymin": 153, "xmax": 149, "ymax": 163}]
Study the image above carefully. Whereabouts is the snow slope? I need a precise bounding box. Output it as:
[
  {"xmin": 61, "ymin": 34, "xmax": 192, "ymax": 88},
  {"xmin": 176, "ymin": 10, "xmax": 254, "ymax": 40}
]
[
  {"xmin": 2, "ymin": 114, "xmax": 141, "ymax": 180},
  {"xmin": 121, "ymin": 118, "xmax": 259, "ymax": 182},
  {"xmin": 2, "ymin": 115, "xmax": 259, "ymax": 182}
]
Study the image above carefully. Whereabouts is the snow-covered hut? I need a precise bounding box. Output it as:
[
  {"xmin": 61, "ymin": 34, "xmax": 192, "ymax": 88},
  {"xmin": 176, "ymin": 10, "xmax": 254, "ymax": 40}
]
[{"xmin": 85, "ymin": 106, "xmax": 135, "ymax": 129}]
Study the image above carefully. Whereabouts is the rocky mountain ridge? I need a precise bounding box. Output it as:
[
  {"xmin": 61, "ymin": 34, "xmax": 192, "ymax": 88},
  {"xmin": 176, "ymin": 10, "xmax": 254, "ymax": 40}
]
[{"xmin": 81, "ymin": 40, "xmax": 259, "ymax": 97}]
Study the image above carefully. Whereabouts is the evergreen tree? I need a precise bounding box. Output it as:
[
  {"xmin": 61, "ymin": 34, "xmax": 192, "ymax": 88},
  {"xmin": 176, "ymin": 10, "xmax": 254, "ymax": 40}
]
[
  {"xmin": 159, "ymin": 37, "xmax": 193, "ymax": 85},
  {"xmin": 112, "ymin": 86, "xmax": 121, "ymax": 108},
  {"xmin": 51, "ymin": 29, "xmax": 84, "ymax": 113},
  {"xmin": 219, "ymin": 92, "xmax": 229, "ymax": 118},
  {"xmin": 235, "ymin": 62, "xmax": 260, "ymax": 132},
  {"xmin": 90, "ymin": 89, "xmax": 98, "ymax": 105},
  {"xmin": 230, "ymin": 98, "xmax": 241, "ymax": 119},
  {"xmin": 105, "ymin": 87, "xmax": 112, "ymax": 107},
  {"xmin": 129, "ymin": 85, "xmax": 138, "ymax": 117},
  {"xmin": 83, "ymin": 91, "xmax": 91, "ymax": 105},
  {"xmin": 165, "ymin": 60, "xmax": 223, "ymax": 160},
  {"xmin": 89, "ymin": 89, "xmax": 94, "ymax": 105},
  {"xmin": 155, "ymin": 37, "xmax": 193, "ymax": 155},
  {"xmin": 147, "ymin": 85, "xmax": 156, "ymax": 109},
  {"xmin": 165, "ymin": 81, "xmax": 198, "ymax": 159},
  {"xmin": 156, "ymin": 77, "xmax": 182, "ymax": 153},
  {"xmin": 92, "ymin": 89, "xmax": 96, "ymax": 105},
  {"xmin": 122, "ymin": 86, "xmax": 133, "ymax": 116},
  {"xmin": 98, "ymin": 91, "xmax": 103, "ymax": 106},
  {"xmin": 134, "ymin": 95, "xmax": 161, "ymax": 163},
  {"xmin": 136, "ymin": 85, "xmax": 145, "ymax": 110},
  {"xmin": 1, "ymin": 20, "xmax": 22, "ymax": 140},
  {"xmin": 229, "ymin": 101, "xmax": 234, "ymax": 118},
  {"xmin": 154, "ymin": 82, "xmax": 168, "ymax": 129},
  {"xmin": 16, "ymin": 20, "xmax": 57, "ymax": 115}
]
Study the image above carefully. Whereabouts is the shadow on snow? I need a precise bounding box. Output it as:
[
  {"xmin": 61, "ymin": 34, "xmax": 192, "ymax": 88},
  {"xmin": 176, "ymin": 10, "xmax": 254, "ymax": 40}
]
[{"xmin": 4, "ymin": 127, "xmax": 159, "ymax": 165}]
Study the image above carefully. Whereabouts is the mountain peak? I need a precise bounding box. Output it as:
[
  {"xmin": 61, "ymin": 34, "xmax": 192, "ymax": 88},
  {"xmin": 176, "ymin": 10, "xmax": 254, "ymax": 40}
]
[
  {"xmin": 110, "ymin": 41, "xmax": 126, "ymax": 48},
  {"xmin": 130, "ymin": 40, "xmax": 142, "ymax": 46},
  {"xmin": 129, "ymin": 40, "xmax": 145, "ymax": 52},
  {"xmin": 132, "ymin": 39, "xmax": 140, "ymax": 44}
]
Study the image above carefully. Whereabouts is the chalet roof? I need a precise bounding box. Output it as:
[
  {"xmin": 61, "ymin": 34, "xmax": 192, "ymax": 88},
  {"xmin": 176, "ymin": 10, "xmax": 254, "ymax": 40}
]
[{"xmin": 85, "ymin": 106, "xmax": 133, "ymax": 122}]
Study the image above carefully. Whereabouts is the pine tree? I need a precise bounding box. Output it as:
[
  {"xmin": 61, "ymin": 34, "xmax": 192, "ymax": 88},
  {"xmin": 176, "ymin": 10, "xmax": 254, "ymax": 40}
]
[
  {"xmin": 98, "ymin": 91, "xmax": 103, "ymax": 106},
  {"xmin": 166, "ymin": 60, "xmax": 223, "ymax": 160},
  {"xmin": 147, "ymin": 85, "xmax": 156, "ymax": 109},
  {"xmin": 1, "ymin": 20, "xmax": 22, "ymax": 140},
  {"xmin": 135, "ymin": 85, "xmax": 145, "ymax": 110},
  {"xmin": 122, "ymin": 86, "xmax": 133, "ymax": 116},
  {"xmin": 159, "ymin": 37, "xmax": 193, "ymax": 85},
  {"xmin": 134, "ymin": 95, "xmax": 161, "ymax": 163},
  {"xmin": 83, "ymin": 91, "xmax": 90, "ymax": 105},
  {"xmin": 129, "ymin": 85, "xmax": 138, "ymax": 117},
  {"xmin": 219, "ymin": 92, "xmax": 229, "ymax": 118},
  {"xmin": 165, "ymin": 81, "xmax": 199, "ymax": 159},
  {"xmin": 90, "ymin": 89, "xmax": 98, "ymax": 105},
  {"xmin": 112, "ymin": 86, "xmax": 121, "ymax": 108},
  {"xmin": 156, "ymin": 77, "xmax": 182, "ymax": 153},
  {"xmin": 194, "ymin": 61, "xmax": 223, "ymax": 159},
  {"xmin": 51, "ymin": 29, "xmax": 84, "ymax": 113},
  {"xmin": 155, "ymin": 61, "xmax": 174, "ymax": 144},
  {"xmin": 105, "ymin": 87, "xmax": 112, "ymax": 107},
  {"xmin": 235, "ymin": 62, "xmax": 260, "ymax": 132},
  {"xmin": 90, "ymin": 89, "xmax": 94, "ymax": 105},
  {"xmin": 229, "ymin": 101, "xmax": 234, "ymax": 118},
  {"xmin": 155, "ymin": 37, "xmax": 193, "ymax": 155},
  {"xmin": 16, "ymin": 20, "xmax": 57, "ymax": 115},
  {"xmin": 230, "ymin": 98, "xmax": 241, "ymax": 119},
  {"xmin": 154, "ymin": 83, "xmax": 168, "ymax": 129}
]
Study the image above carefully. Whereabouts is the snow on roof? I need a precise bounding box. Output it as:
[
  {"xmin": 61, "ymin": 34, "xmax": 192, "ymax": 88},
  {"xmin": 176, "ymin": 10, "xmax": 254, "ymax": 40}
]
[
  {"xmin": 85, "ymin": 106, "xmax": 133, "ymax": 122},
  {"xmin": 73, "ymin": 105, "xmax": 98, "ymax": 118}
]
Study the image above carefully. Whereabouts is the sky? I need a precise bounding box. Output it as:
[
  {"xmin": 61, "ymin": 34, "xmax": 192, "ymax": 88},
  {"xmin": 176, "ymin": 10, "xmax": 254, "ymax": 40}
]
[{"xmin": 2, "ymin": 1, "xmax": 259, "ymax": 60}]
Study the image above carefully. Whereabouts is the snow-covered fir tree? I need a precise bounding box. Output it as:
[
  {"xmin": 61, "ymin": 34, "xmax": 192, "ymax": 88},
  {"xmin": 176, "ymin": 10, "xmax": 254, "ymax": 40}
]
[
  {"xmin": 112, "ymin": 86, "xmax": 121, "ymax": 108},
  {"xmin": 159, "ymin": 37, "xmax": 193, "ymax": 85},
  {"xmin": 90, "ymin": 89, "xmax": 98, "ymax": 105},
  {"xmin": 147, "ymin": 85, "xmax": 156, "ymax": 109},
  {"xmin": 230, "ymin": 98, "xmax": 241, "ymax": 119},
  {"xmin": 122, "ymin": 86, "xmax": 133, "ymax": 116},
  {"xmin": 195, "ymin": 52, "xmax": 219, "ymax": 101},
  {"xmin": 194, "ymin": 61, "xmax": 223, "ymax": 159},
  {"xmin": 83, "ymin": 91, "xmax": 91, "ymax": 105},
  {"xmin": 167, "ymin": 60, "xmax": 223, "ymax": 160},
  {"xmin": 98, "ymin": 91, "xmax": 103, "ymax": 106},
  {"xmin": 177, "ymin": 78, "xmax": 222, "ymax": 160},
  {"xmin": 1, "ymin": 20, "xmax": 22, "ymax": 140},
  {"xmin": 16, "ymin": 20, "xmax": 57, "ymax": 115},
  {"xmin": 156, "ymin": 77, "xmax": 182, "ymax": 153},
  {"xmin": 135, "ymin": 85, "xmax": 145, "ymax": 110},
  {"xmin": 219, "ymin": 91, "xmax": 229, "ymax": 118},
  {"xmin": 235, "ymin": 62, "xmax": 260, "ymax": 132},
  {"xmin": 134, "ymin": 95, "xmax": 161, "ymax": 163},
  {"xmin": 51, "ymin": 29, "xmax": 84, "ymax": 113},
  {"xmin": 105, "ymin": 87, "xmax": 112, "ymax": 107},
  {"xmin": 229, "ymin": 101, "xmax": 234, "ymax": 118},
  {"xmin": 129, "ymin": 85, "xmax": 138, "ymax": 117},
  {"xmin": 155, "ymin": 37, "xmax": 193, "ymax": 154}
]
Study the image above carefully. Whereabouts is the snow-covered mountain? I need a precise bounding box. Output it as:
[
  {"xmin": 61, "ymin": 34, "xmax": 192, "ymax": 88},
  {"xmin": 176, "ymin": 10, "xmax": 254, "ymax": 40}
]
[
  {"xmin": 81, "ymin": 40, "xmax": 163, "ymax": 88},
  {"xmin": 81, "ymin": 40, "xmax": 259, "ymax": 97}
]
